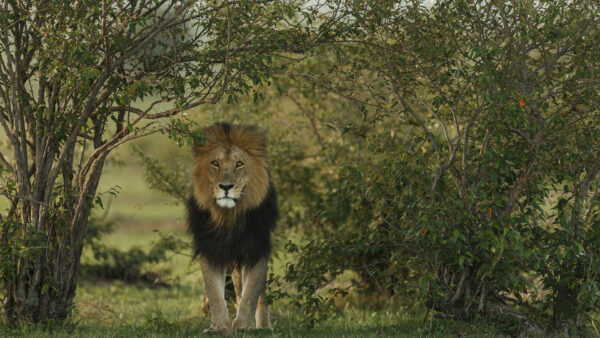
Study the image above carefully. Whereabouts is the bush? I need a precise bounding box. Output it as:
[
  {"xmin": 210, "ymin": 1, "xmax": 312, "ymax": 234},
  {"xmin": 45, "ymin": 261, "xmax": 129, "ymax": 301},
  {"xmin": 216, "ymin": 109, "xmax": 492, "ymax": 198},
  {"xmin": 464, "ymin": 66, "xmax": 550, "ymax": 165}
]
[
  {"xmin": 81, "ymin": 217, "xmax": 189, "ymax": 286},
  {"xmin": 269, "ymin": 0, "xmax": 600, "ymax": 333}
]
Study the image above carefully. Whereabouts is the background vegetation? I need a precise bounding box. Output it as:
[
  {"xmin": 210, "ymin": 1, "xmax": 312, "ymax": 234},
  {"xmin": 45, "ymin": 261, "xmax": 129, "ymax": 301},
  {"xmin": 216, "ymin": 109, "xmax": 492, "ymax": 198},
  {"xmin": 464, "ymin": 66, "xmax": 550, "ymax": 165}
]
[{"xmin": 2, "ymin": 0, "xmax": 600, "ymax": 336}]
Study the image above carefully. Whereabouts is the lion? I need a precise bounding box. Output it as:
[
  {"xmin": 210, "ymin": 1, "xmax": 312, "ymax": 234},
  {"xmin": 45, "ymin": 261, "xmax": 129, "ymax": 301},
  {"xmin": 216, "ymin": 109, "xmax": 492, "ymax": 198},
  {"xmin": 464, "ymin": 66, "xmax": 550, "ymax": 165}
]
[{"xmin": 186, "ymin": 122, "xmax": 278, "ymax": 333}]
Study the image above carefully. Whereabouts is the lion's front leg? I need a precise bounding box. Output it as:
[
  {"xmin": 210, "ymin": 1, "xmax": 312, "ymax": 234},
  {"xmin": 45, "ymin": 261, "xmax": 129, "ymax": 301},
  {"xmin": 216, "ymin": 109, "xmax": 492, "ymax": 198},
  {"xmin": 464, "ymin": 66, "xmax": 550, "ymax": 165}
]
[
  {"xmin": 200, "ymin": 258, "xmax": 231, "ymax": 334},
  {"xmin": 232, "ymin": 258, "xmax": 268, "ymax": 330}
]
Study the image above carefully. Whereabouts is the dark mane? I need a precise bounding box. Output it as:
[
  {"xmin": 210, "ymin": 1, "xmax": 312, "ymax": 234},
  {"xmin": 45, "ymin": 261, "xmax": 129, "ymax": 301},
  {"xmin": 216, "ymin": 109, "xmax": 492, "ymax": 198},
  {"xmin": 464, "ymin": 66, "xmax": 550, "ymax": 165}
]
[{"xmin": 186, "ymin": 185, "xmax": 278, "ymax": 268}]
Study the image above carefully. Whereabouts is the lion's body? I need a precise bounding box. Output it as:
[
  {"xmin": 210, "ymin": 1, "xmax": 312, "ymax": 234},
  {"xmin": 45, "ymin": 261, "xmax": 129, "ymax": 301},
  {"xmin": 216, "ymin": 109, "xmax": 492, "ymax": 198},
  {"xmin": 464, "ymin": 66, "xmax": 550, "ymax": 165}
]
[{"xmin": 186, "ymin": 123, "xmax": 278, "ymax": 333}]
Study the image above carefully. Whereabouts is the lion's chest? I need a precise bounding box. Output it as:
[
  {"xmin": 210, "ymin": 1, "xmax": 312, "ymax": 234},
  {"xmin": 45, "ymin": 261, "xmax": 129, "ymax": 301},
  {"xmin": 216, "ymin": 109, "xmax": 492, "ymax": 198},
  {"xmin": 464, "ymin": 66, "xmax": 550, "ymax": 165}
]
[{"xmin": 187, "ymin": 185, "xmax": 278, "ymax": 268}]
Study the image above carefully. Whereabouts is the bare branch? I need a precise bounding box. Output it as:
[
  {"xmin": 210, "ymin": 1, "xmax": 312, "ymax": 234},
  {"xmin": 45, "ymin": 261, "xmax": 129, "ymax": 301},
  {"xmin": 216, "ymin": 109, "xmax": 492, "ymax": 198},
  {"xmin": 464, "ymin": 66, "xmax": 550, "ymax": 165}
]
[{"xmin": 0, "ymin": 151, "xmax": 13, "ymax": 173}]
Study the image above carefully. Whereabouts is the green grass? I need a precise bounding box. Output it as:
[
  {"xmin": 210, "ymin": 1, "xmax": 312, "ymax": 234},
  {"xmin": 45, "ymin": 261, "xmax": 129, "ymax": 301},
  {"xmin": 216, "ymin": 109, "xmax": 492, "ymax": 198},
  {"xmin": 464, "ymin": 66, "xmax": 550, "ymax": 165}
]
[
  {"xmin": 0, "ymin": 318, "xmax": 506, "ymax": 338},
  {"xmin": 0, "ymin": 220, "xmax": 513, "ymax": 337},
  {"xmin": 2, "ymin": 282, "xmax": 510, "ymax": 337}
]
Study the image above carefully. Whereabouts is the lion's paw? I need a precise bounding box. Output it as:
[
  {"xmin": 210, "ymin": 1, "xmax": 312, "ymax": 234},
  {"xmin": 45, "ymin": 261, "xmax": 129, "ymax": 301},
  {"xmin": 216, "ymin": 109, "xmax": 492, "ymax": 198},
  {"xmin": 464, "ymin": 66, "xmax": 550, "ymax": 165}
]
[
  {"xmin": 232, "ymin": 317, "xmax": 254, "ymax": 331},
  {"xmin": 203, "ymin": 324, "xmax": 231, "ymax": 335}
]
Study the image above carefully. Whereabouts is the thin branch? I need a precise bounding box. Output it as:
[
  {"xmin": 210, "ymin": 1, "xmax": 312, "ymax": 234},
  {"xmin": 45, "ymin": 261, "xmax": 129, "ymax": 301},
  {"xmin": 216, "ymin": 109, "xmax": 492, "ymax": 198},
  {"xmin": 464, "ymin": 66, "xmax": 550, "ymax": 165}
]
[
  {"xmin": 220, "ymin": 0, "xmax": 231, "ymax": 101},
  {"xmin": 0, "ymin": 151, "xmax": 14, "ymax": 173},
  {"xmin": 505, "ymin": 124, "xmax": 533, "ymax": 146},
  {"xmin": 0, "ymin": 192, "xmax": 51, "ymax": 209},
  {"xmin": 499, "ymin": 131, "xmax": 544, "ymax": 219}
]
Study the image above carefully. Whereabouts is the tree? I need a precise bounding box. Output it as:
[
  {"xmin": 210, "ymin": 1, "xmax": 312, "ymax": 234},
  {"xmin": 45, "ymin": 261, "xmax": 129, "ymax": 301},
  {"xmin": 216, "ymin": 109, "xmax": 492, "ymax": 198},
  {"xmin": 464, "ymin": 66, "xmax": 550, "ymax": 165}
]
[
  {"xmin": 0, "ymin": 0, "xmax": 311, "ymax": 323},
  {"xmin": 370, "ymin": 1, "xmax": 600, "ymax": 330},
  {"xmin": 275, "ymin": 0, "xmax": 600, "ymax": 332}
]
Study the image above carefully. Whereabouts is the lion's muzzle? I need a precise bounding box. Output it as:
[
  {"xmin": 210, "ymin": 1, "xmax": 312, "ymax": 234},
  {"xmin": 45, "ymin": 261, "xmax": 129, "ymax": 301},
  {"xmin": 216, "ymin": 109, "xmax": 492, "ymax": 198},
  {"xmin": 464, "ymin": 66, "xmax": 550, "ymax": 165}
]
[{"xmin": 215, "ymin": 184, "xmax": 239, "ymax": 208}]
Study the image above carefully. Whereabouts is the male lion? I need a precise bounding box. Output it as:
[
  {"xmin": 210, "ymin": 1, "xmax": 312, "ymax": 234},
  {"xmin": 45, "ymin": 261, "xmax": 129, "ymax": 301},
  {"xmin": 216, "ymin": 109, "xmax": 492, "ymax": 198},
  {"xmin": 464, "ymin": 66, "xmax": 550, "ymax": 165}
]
[{"xmin": 187, "ymin": 123, "xmax": 278, "ymax": 333}]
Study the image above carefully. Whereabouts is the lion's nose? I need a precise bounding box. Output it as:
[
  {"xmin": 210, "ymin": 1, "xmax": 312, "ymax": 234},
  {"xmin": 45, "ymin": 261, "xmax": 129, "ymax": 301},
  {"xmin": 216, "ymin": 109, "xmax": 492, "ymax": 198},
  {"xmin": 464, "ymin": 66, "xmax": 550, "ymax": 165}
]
[{"xmin": 218, "ymin": 184, "xmax": 234, "ymax": 192}]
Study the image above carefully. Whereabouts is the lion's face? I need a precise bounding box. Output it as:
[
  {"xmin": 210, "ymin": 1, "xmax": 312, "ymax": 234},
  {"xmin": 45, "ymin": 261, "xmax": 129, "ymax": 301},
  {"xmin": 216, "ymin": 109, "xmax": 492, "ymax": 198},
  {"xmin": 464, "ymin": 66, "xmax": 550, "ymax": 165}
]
[
  {"xmin": 207, "ymin": 145, "xmax": 252, "ymax": 209},
  {"xmin": 192, "ymin": 123, "xmax": 270, "ymax": 224}
]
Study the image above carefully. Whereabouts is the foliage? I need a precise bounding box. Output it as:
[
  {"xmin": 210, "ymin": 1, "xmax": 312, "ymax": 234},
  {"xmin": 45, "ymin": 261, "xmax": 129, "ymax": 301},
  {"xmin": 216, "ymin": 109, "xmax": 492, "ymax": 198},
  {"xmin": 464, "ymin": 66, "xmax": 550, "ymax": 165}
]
[
  {"xmin": 0, "ymin": 0, "xmax": 333, "ymax": 323},
  {"xmin": 243, "ymin": 0, "xmax": 600, "ymax": 333},
  {"xmin": 7, "ymin": 0, "xmax": 600, "ymax": 333}
]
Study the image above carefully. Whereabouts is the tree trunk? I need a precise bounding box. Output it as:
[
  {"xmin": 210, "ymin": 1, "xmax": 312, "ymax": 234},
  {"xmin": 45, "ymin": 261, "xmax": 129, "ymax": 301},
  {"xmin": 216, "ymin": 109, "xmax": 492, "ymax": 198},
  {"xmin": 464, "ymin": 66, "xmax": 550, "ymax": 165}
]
[
  {"xmin": 3, "ymin": 239, "xmax": 85, "ymax": 322},
  {"xmin": 2, "ymin": 156, "xmax": 105, "ymax": 323}
]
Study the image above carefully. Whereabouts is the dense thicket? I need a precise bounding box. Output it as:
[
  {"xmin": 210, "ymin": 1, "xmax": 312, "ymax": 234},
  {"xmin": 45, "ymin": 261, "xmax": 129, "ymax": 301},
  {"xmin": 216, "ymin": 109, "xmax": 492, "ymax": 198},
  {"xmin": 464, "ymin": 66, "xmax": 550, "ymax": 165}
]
[
  {"xmin": 271, "ymin": 0, "xmax": 600, "ymax": 333},
  {"xmin": 116, "ymin": 0, "xmax": 600, "ymax": 334},
  {"xmin": 141, "ymin": 0, "xmax": 600, "ymax": 333}
]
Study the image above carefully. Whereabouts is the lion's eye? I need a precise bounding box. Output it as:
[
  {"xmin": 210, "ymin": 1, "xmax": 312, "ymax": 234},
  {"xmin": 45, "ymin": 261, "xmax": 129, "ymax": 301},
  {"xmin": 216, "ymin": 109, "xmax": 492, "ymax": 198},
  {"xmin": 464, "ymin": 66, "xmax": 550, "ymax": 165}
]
[
  {"xmin": 236, "ymin": 161, "xmax": 244, "ymax": 168},
  {"xmin": 211, "ymin": 160, "xmax": 219, "ymax": 167}
]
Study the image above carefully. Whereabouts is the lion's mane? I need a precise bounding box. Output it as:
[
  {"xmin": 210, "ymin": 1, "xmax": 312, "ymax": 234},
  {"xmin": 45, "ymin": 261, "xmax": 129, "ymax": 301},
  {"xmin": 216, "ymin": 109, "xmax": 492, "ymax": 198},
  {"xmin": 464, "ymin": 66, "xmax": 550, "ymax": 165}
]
[{"xmin": 186, "ymin": 123, "xmax": 278, "ymax": 268}]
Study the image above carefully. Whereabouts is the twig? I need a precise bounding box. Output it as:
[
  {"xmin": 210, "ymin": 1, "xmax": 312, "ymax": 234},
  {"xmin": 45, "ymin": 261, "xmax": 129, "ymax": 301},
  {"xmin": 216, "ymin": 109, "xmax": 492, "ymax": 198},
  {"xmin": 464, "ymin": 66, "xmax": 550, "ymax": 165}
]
[{"xmin": 0, "ymin": 192, "xmax": 52, "ymax": 208}]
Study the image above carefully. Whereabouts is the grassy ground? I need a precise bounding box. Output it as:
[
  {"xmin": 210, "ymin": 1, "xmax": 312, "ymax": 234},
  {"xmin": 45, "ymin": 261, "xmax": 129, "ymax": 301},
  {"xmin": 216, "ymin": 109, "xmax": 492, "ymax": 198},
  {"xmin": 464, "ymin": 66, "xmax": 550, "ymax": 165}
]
[
  {"xmin": 3, "ymin": 270, "xmax": 511, "ymax": 337},
  {"xmin": 0, "ymin": 217, "xmax": 515, "ymax": 337},
  {"xmin": 1, "ymin": 313, "xmax": 509, "ymax": 338}
]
